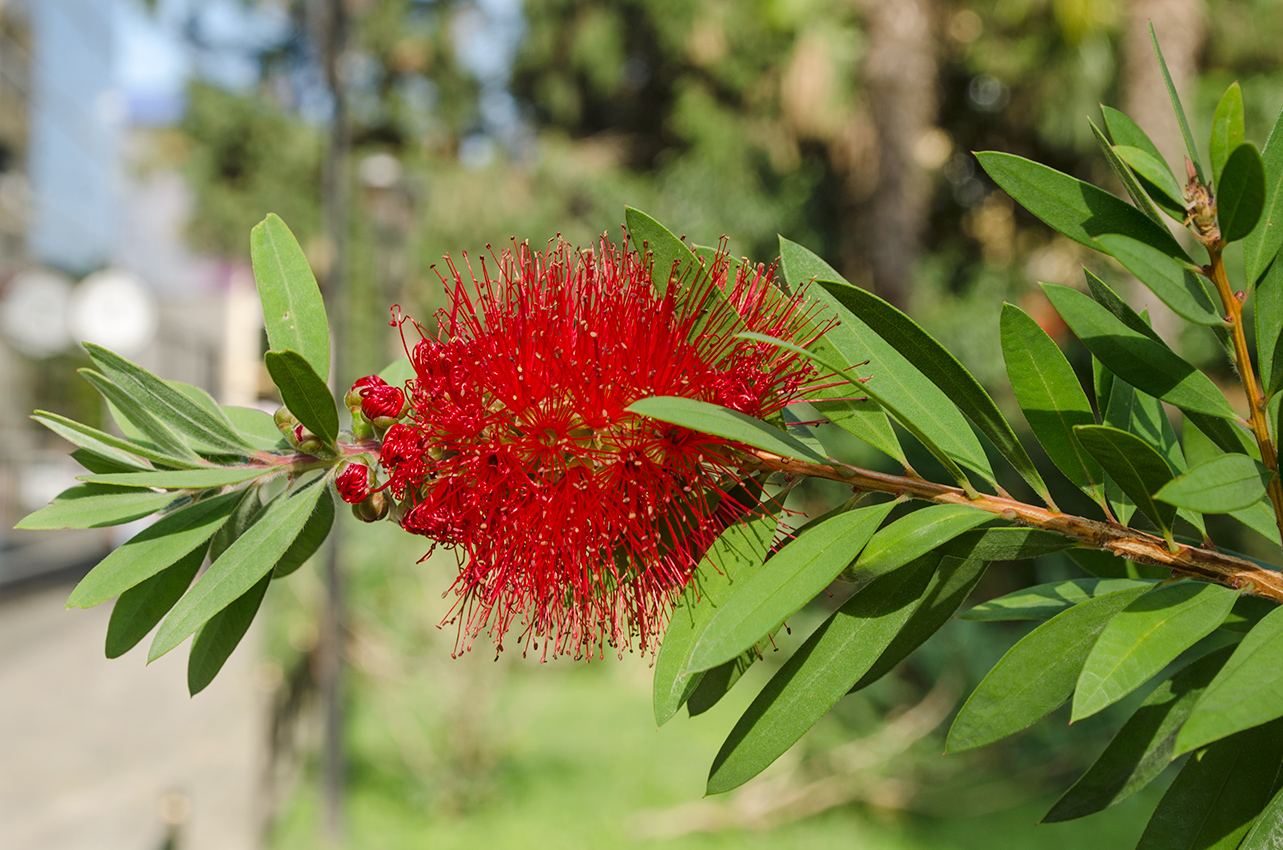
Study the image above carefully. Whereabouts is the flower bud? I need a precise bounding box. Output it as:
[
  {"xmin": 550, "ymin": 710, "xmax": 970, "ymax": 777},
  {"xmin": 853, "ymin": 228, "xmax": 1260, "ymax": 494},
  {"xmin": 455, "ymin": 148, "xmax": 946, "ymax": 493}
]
[
  {"xmin": 345, "ymin": 375, "xmax": 388, "ymax": 411},
  {"xmin": 274, "ymin": 406, "xmax": 300, "ymax": 438},
  {"xmin": 351, "ymin": 490, "xmax": 389, "ymax": 522},
  {"xmin": 336, "ymin": 462, "xmax": 372, "ymax": 504},
  {"xmin": 361, "ymin": 384, "xmax": 406, "ymax": 425}
]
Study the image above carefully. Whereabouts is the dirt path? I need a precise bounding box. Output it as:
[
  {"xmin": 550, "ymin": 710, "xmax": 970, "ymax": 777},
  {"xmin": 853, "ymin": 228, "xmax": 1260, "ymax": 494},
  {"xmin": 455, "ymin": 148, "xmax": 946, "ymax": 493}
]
[{"xmin": 0, "ymin": 581, "xmax": 267, "ymax": 850}]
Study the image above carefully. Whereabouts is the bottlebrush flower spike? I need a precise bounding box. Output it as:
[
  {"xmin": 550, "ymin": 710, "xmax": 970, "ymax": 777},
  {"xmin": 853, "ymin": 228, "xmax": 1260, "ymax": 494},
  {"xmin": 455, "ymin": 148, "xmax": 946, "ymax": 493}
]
[{"xmin": 380, "ymin": 235, "xmax": 825, "ymax": 658}]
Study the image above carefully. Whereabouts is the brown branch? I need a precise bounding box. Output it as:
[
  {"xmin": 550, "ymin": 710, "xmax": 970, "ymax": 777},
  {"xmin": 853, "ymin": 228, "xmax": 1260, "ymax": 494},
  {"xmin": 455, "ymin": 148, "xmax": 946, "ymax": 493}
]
[{"xmin": 746, "ymin": 451, "xmax": 1283, "ymax": 604}]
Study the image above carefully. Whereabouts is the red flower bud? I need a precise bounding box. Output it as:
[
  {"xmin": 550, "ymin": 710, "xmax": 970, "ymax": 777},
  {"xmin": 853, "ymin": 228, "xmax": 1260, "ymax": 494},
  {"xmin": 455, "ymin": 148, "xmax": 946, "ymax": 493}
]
[
  {"xmin": 336, "ymin": 462, "xmax": 372, "ymax": 504},
  {"xmin": 360, "ymin": 383, "xmax": 406, "ymax": 421},
  {"xmin": 346, "ymin": 375, "xmax": 388, "ymax": 410}
]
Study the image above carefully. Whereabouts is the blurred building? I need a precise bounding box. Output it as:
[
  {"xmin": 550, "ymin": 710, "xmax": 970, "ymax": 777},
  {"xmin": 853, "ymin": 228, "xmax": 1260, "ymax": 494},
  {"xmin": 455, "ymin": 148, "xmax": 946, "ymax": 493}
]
[{"xmin": 0, "ymin": 1, "xmax": 30, "ymax": 269}]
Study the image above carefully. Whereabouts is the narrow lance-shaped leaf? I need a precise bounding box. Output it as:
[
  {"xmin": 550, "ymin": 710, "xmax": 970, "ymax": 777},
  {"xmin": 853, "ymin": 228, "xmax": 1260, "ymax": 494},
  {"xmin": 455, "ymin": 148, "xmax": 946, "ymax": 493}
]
[
  {"xmin": 844, "ymin": 503, "xmax": 991, "ymax": 583},
  {"xmin": 627, "ymin": 396, "xmax": 827, "ymax": 464},
  {"xmin": 32, "ymin": 411, "xmax": 204, "ymax": 470},
  {"xmin": 685, "ymin": 500, "xmax": 895, "ymax": 674},
  {"xmin": 975, "ymin": 151, "xmax": 1191, "ymax": 262},
  {"xmin": 271, "ymin": 488, "xmax": 335, "ymax": 579},
  {"xmin": 1156, "ymin": 454, "xmax": 1275, "ymax": 513},
  {"xmin": 1074, "ymin": 425, "xmax": 1177, "ymax": 540},
  {"xmin": 1044, "ymin": 645, "xmax": 1235, "ymax": 823},
  {"xmin": 1219, "ymin": 142, "xmax": 1266, "ymax": 244},
  {"xmin": 1242, "ymin": 780, "xmax": 1283, "ymax": 849},
  {"xmin": 1151, "ymin": 23, "xmax": 1206, "ymax": 184},
  {"xmin": 960, "ymin": 578, "xmax": 1155, "ymax": 622},
  {"xmin": 946, "ymin": 585, "xmax": 1150, "ymax": 753},
  {"xmin": 1095, "ymin": 234, "xmax": 1221, "ymax": 325},
  {"xmin": 818, "ymin": 281, "xmax": 1051, "ymax": 504},
  {"xmin": 251, "ymin": 213, "xmax": 330, "ymax": 379},
  {"xmin": 654, "ymin": 511, "xmax": 778, "ymax": 725},
  {"xmin": 80, "ymin": 467, "xmax": 267, "ymax": 490},
  {"xmin": 188, "ymin": 571, "xmax": 272, "ymax": 695},
  {"xmin": 66, "ymin": 490, "xmax": 243, "ymax": 608},
  {"xmin": 1139, "ymin": 719, "xmax": 1283, "ymax": 850},
  {"xmin": 1114, "ymin": 145, "xmax": 1186, "ymax": 218},
  {"xmin": 1090, "ymin": 119, "xmax": 1165, "ymax": 226},
  {"xmin": 1043, "ymin": 283, "xmax": 1239, "ymax": 421},
  {"xmin": 937, "ymin": 526, "xmax": 1073, "ymax": 561},
  {"xmin": 1175, "ymin": 605, "xmax": 1283, "ymax": 756},
  {"xmin": 264, "ymin": 349, "xmax": 340, "ymax": 444},
  {"xmin": 1072, "ymin": 582, "xmax": 1240, "ymax": 720},
  {"xmin": 77, "ymin": 369, "xmax": 201, "ymax": 462},
  {"xmin": 1244, "ymin": 103, "xmax": 1283, "ymax": 286},
  {"xmin": 16, "ymin": 483, "xmax": 177, "ymax": 530},
  {"xmin": 706, "ymin": 553, "xmax": 939, "ymax": 794},
  {"xmin": 1255, "ymin": 257, "xmax": 1283, "ymax": 397},
  {"xmin": 1210, "ymin": 81, "xmax": 1246, "ymax": 186},
  {"xmin": 149, "ymin": 480, "xmax": 327, "ymax": 661},
  {"xmin": 85, "ymin": 344, "xmax": 254, "ymax": 454},
  {"xmin": 1000, "ymin": 303, "xmax": 1107, "ymax": 508},
  {"xmin": 104, "ymin": 547, "xmax": 205, "ymax": 659}
]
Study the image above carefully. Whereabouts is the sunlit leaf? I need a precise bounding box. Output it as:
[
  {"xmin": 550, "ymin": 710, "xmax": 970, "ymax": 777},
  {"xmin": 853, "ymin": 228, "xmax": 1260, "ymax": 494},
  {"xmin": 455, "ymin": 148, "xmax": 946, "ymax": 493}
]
[{"xmin": 251, "ymin": 213, "xmax": 331, "ymax": 379}]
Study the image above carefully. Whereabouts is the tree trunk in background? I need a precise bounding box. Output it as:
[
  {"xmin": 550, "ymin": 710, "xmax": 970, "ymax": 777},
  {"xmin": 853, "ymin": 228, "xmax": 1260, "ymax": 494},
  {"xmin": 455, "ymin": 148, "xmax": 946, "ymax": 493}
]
[
  {"xmin": 858, "ymin": 0, "xmax": 940, "ymax": 308},
  {"xmin": 1121, "ymin": 0, "xmax": 1206, "ymax": 345}
]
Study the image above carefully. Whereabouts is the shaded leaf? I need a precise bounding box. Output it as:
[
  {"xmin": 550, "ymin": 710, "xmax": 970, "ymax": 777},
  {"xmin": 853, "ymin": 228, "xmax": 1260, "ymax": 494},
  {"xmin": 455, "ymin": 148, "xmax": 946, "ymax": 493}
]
[
  {"xmin": 686, "ymin": 501, "xmax": 895, "ymax": 673},
  {"xmin": 104, "ymin": 546, "xmax": 206, "ymax": 659},
  {"xmin": 937, "ymin": 526, "xmax": 1074, "ymax": 562},
  {"xmin": 687, "ymin": 655, "xmax": 755, "ymax": 718},
  {"xmin": 264, "ymin": 349, "xmax": 339, "ymax": 444},
  {"xmin": 1095, "ymin": 234, "xmax": 1221, "ymax": 325},
  {"xmin": 1255, "ymin": 258, "xmax": 1283, "ymax": 397},
  {"xmin": 1176, "ymin": 605, "xmax": 1283, "ymax": 756},
  {"xmin": 706, "ymin": 553, "xmax": 938, "ymax": 794},
  {"xmin": 1075, "ymin": 425, "xmax": 1178, "ymax": 537},
  {"xmin": 1090, "ymin": 119, "xmax": 1165, "ymax": 225},
  {"xmin": 1219, "ymin": 143, "xmax": 1267, "ymax": 244},
  {"xmin": 1045, "ymin": 644, "xmax": 1234, "ymax": 822},
  {"xmin": 251, "ymin": 213, "xmax": 330, "ymax": 379},
  {"xmin": 959, "ymin": 578, "xmax": 1155, "ymax": 621},
  {"xmin": 1114, "ymin": 145, "xmax": 1185, "ymax": 216},
  {"xmin": 188, "ymin": 572, "xmax": 271, "ymax": 695},
  {"xmin": 654, "ymin": 512, "xmax": 778, "ymax": 725},
  {"xmin": 1244, "ymin": 104, "xmax": 1283, "ymax": 286},
  {"xmin": 1068, "ymin": 548, "xmax": 1170, "ymax": 581},
  {"xmin": 272, "ymin": 488, "xmax": 335, "ymax": 578},
  {"xmin": 946, "ymin": 584, "xmax": 1150, "ymax": 752},
  {"xmin": 627, "ymin": 396, "xmax": 827, "ymax": 464},
  {"xmin": 1072, "ymin": 582, "xmax": 1240, "ymax": 720}
]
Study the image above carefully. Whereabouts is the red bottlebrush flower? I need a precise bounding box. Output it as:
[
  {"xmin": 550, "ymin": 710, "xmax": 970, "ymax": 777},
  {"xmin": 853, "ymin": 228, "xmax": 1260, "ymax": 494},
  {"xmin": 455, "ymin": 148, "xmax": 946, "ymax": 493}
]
[
  {"xmin": 336, "ymin": 462, "xmax": 372, "ymax": 504},
  {"xmin": 360, "ymin": 383, "xmax": 406, "ymax": 421},
  {"xmin": 381, "ymin": 235, "xmax": 823, "ymax": 658}
]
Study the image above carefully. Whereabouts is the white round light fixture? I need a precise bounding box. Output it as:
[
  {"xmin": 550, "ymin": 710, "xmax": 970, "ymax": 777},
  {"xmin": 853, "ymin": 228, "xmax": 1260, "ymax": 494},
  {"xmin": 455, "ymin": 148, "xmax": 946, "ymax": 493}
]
[
  {"xmin": 68, "ymin": 269, "xmax": 158, "ymax": 356},
  {"xmin": 0, "ymin": 268, "xmax": 75, "ymax": 357}
]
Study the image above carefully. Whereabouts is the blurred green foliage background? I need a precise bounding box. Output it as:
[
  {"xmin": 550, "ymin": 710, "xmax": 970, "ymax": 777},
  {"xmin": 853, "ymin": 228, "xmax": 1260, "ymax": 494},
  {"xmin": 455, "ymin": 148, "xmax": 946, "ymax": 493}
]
[{"xmin": 160, "ymin": 0, "xmax": 1283, "ymax": 844}]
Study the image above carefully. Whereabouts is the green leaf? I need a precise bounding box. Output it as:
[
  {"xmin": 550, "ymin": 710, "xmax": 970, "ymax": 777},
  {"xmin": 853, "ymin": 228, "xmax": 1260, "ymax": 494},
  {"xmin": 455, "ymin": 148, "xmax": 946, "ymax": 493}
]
[
  {"xmin": 1083, "ymin": 268, "xmax": 1164, "ymax": 342},
  {"xmin": 847, "ymin": 503, "xmax": 991, "ymax": 582},
  {"xmin": 1000, "ymin": 303, "xmax": 1107, "ymax": 506},
  {"xmin": 1043, "ymin": 283, "xmax": 1239, "ymax": 420},
  {"xmin": 848, "ymin": 555, "xmax": 989, "ymax": 693},
  {"xmin": 66, "ymin": 490, "xmax": 243, "ymax": 608},
  {"xmin": 627, "ymin": 396, "xmax": 827, "ymax": 464},
  {"xmin": 80, "ymin": 467, "xmax": 266, "ymax": 490},
  {"xmin": 1095, "ymin": 234, "xmax": 1221, "ymax": 325},
  {"xmin": 1151, "ymin": 23, "xmax": 1205, "ymax": 185},
  {"xmin": 1090, "ymin": 119, "xmax": 1166, "ymax": 226},
  {"xmin": 1114, "ymin": 145, "xmax": 1186, "ymax": 217},
  {"xmin": 654, "ymin": 512, "xmax": 778, "ymax": 725},
  {"xmin": 16, "ymin": 483, "xmax": 176, "ymax": 529},
  {"xmin": 1219, "ymin": 142, "xmax": 1267, "ymax": 243},
  {"xmin": 1254, "ymin": 258, "xmax": 1283, "ymax": 397},
  {"xmin": 187, "ymin": 571, "xmax": 271, "ymax": 695},
  {"xmin": 1244, "ymin": 105, "xmax": 1283, "ymax": 286},
  {"xmin": 810, "ymin": 398, "xmax": 906, "ymax": 466},
  {"xmin": 209, "ymin": 487, "xmax": 265, "ymax": 563},
  {"xmin": 378, "ymin": 356, "xmax": 415, "ymax": 387},
  {"xmin": 1072, "ymin": 582, "xmax": 1240, "ymax": 720},
  {"xmin": 818, "ymin": 282, "xmax": 1050, "ymax": 503},
  {"xmin": 975, "ymin": 151, "xmax": 1190, "ymax": 262},
  {"xmin": 779, "ymin": 239, "xmax": 988, "ymax": 479},
  {"xmin": 104, "ymin": 547, "xmax": 205, "ymax": 659},
  {"xmin": 706, "ymin": 553, "xmax": 939, "ymax": 794},
  {"xmin": 85, "ymin": 344, "xmax": 254, "ymax": 454},
  {"xmin": 1045, "ymin": 645, "xmax": 1234, "ymax": 823},
  {"xmin": 33, "ymin": 411, "xmax": 201, "ymax": 470},
  {"xmin": 686, "ymin": 501, "xmax": 895, "ymax": 673},
  {"xmin": 148, "ymin": 480, "xmax": 326, "ymax": 661},
  {"xmin": 937, "ymin": 526, "xmax": 1074, "ymax": 562},
  {"xmin": 959, "ymin": 578, "xmax": 1156, "ymax": 621},
  {"xmin": 625, "ymin": 207, "xmax": 700, "ymax": 298},
  {"xmin": 1074, "ymin": 425, "xmax": 1178, "ymax": 537},
  {"xmin": 686, "ymin": 656, "xmax": 755, "ymax": 718},
  {"xmin": 77, "ymin": 369, "xmax": 202, "ymax": 462},
  {"xmin": 1139, "ymin": 718, "xmax": 1283, "ymax": 850},
  {"xmin": 945, "ymin": 584, "xmax": 1150, "ymax": 752},
  {"xmin": 1210, "ymin": 81, "xmax": 1246, "ymax": 187},
  {"xmin": 1176, "ymin": 605, "xmax": 1283, "ymax": 756},
  {"xmin": 1068, "ymin": 547, "xmax": 1170, "ymax": 581},
  {"xmin": 223, "ymin": 405, "xmax": 288, "ymax": 451},
  {"xmin": 264, "ymin": 349, "xmax": 340, "ymax": 444},
  {"xmin": 69, "ymin": 447, "xmax": 148, "ymax": 475},
  {"xmin": 1242, "ymin": 783, "xmax": 1283, "ymax": 849},
  {"xmin": 1156, "ymin": 455, "xmax": 1275, "ymax": 513},
  {"xmin": 1102, "ymin": 106, "xmax": 1168, "ymax": 165},
  {"xmin": 251, "ymin": 213, "xmax": 331, "ymax": 379},
  {"xmin": 272, "ymin": 488, "xmax": 335, "ymax": 578}
]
